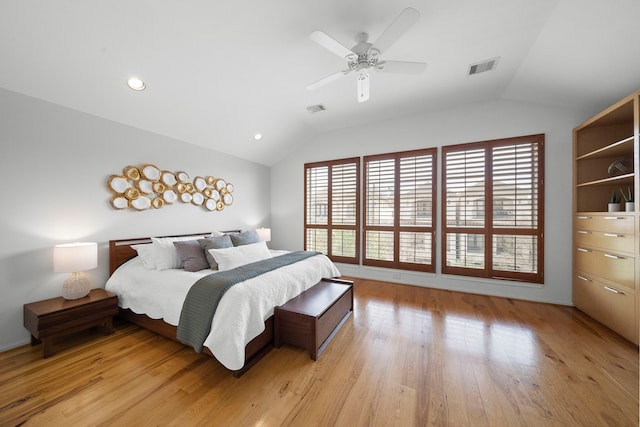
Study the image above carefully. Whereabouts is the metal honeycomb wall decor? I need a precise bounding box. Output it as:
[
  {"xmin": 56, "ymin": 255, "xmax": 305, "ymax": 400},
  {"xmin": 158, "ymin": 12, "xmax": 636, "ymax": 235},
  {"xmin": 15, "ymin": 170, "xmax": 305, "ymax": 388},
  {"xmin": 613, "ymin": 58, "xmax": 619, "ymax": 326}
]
[{"xmin": 107, "ymin": 164, "xmax": 234, "ymax": 211}]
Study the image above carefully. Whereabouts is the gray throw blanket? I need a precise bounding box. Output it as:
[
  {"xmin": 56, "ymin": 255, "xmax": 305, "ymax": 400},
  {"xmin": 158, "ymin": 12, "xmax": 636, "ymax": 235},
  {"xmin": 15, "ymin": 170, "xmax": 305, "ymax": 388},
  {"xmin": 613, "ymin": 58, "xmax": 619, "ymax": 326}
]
[{"xmin": 176, "ymin": 251, "xmax": 320, "ymax": 352}]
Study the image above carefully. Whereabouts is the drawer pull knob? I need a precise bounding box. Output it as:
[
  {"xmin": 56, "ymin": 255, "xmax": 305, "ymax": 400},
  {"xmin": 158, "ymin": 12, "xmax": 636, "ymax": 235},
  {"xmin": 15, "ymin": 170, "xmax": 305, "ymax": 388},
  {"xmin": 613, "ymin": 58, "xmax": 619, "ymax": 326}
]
[
  {"xmin": 577, "ymin": 230, "xmax": 590, "ymax": 234},
  {"xmin": 577, "ymin": 275, "xmax": 591, "ymax": 282},
  {"xmin": 577, "ymin": 248, "xmax": 590, "ymax": 253},
  {"xmin": 603, "ymin": 253, "xmax": 623, "ymax": 259},
  {"xmin": 604, "ymin": 286, "xmax": 624, "ymax": 295},
  {"xmin": 603, "ymin": 233, "xmax": 622, "ymax": 237},
  {"xmin": 577, "ymin": 216, "xmax": 591, "ymax": 220},
  {"xmin": 603, "ymin": 216, "xmax": 623, "ymax": 220}
]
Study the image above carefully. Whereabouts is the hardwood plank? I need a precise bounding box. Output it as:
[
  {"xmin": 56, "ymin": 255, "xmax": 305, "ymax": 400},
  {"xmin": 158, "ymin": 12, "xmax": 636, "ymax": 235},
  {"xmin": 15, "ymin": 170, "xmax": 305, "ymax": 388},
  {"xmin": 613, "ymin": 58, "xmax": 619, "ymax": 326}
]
[{"xmin": 0, "ymin": 278, "xmax": 637, "ymax": 426}]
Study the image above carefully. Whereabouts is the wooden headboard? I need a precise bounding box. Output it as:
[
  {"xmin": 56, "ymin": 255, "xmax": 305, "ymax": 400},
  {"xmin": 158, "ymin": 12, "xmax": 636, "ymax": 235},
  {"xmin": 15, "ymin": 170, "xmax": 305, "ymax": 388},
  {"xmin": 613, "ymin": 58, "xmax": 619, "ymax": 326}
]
[{"xmin": 108, "ymin": 230, "xmax": 241, "ymax": 276}]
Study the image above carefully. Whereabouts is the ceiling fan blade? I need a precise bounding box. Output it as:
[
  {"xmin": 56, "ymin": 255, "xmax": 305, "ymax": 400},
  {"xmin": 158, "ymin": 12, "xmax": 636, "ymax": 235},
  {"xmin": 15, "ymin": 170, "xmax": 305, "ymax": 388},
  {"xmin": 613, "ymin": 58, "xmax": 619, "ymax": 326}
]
[
  {"xmin": 357, "ymin": 71, "xmax": 370, "ymax": 103},
  {"xmin": 376, "ymin": 60, "xmax": 427, "ymax": 74},
  {"xmin": 370, "ymin": 7, "xmax": 420, "ymax": 55},
  {"xmin": 309, "ymin": 30, "xmax": 356, "ymax": 60},
  {"xmin": 306, "ymin": 69, "xmax": 351, "ymax": 90}
]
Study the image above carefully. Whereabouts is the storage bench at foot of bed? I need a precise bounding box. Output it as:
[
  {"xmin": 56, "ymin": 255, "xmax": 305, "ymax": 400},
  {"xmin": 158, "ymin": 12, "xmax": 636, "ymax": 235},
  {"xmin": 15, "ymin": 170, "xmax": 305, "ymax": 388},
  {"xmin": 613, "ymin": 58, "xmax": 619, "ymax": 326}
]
[{"xmin": 274, "ymin": 278, "xmax": 353, "ymax": 360}]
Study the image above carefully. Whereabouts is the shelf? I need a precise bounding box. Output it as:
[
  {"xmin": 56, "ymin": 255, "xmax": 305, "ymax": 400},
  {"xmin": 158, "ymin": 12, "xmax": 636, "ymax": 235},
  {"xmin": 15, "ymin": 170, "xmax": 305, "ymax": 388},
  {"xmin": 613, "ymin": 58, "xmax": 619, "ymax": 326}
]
[
  {"xmin": 576, "ymin": 173, "xmax": 634, "ymax": 187},
  {"xmin": 576, "ymin": 136, "xmax": 634, "ymax": 160},
  {"xmin": 579, "ymin": 97, "xmax": 634, "ymax": 128},
  {"xmin": 572, "ymin": 90, "xmax": 638, "ymax": 345},
  {"xmin": 575, "ymin": 212, "xmax": 636, "ymax": 219}
]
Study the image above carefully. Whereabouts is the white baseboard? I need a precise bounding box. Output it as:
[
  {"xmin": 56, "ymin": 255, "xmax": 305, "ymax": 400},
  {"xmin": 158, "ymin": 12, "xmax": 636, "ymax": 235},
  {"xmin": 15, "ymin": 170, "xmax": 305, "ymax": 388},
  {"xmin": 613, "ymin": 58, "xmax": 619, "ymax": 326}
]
[{"xmin": 336, "ymin": 263, "xmax": 572, "ymax": 306}]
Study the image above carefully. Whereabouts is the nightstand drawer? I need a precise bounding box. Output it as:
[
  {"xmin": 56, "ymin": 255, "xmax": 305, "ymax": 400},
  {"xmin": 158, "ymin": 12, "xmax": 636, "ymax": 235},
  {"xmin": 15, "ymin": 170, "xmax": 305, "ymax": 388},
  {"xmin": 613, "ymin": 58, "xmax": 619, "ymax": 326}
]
[{"xmin": 35, "ymin": 299, "xmax": 118, "ymax": 332}]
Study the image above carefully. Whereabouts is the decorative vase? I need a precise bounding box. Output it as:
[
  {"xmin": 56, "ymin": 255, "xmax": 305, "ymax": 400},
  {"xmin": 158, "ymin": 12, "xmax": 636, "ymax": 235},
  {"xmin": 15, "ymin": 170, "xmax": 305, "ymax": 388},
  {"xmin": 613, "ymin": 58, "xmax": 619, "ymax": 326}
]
[
  {"xmin": 608, "ymin": 203, "xmax": 621, "ymax": 212},
  {"xmin": 625, "ymin": 202, "xmax": 635, "ymax": 212}
]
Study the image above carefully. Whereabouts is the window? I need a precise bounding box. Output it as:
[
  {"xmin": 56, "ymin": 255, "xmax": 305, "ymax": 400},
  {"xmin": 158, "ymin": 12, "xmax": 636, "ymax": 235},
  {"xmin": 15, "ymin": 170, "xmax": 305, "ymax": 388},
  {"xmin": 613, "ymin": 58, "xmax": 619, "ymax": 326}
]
[
  {"xmin": 304, "ymin": 158, "xmax": 360, "ymax": 264},
  {"xmin": 363, "ymin": 149, "xmax": 436, "ymax": 272},
  {"xmin": 442, "ymin": 134, "xmax": 544, "ymax": 283}
]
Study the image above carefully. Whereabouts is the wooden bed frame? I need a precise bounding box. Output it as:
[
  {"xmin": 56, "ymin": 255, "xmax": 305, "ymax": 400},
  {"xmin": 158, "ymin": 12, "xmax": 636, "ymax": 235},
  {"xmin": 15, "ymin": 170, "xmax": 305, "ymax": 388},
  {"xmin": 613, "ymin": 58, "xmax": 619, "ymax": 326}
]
[{"xmin": 108, "ymin": 232, "xmax": 274, "ymax": 377}]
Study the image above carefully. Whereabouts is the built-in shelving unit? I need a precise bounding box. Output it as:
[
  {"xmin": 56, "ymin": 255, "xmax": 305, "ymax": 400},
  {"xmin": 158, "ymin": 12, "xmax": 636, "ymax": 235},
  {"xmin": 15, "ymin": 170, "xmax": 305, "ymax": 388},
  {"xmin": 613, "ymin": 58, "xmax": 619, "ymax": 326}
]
[{"xmin": 572, "ymin": 90, "xmax": 639, "ymax": 345}]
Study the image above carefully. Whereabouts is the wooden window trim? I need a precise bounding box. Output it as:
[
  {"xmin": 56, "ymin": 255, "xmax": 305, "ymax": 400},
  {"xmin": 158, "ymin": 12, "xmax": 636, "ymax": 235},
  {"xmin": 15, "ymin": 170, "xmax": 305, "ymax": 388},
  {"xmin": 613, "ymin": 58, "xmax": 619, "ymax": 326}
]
[
  {"xmin": 441, "ymin": 134, "xmax": 544, "ymax": 283},
  {"xmin": 363, "ymin": 148, "xmax": 437, "ymax": 272},
  {"xmin": 304, "ymin": 157, "xmax": 360, "ymax": 264}
]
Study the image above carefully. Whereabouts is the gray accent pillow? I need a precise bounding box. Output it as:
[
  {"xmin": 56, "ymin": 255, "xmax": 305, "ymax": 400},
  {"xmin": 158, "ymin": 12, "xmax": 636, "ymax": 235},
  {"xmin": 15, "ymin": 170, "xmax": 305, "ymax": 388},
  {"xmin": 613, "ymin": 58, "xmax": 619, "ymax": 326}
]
[
  {"xmin": 199, "ymin": 235, "xmax": 234, "ymax": 270},
  {"xmin": 230, "ymin": 230, "xmax": 260, "ymax": 247},
  {"xmin": 173, "ymin": 240, "xmax": 209, "ymax": 272}
]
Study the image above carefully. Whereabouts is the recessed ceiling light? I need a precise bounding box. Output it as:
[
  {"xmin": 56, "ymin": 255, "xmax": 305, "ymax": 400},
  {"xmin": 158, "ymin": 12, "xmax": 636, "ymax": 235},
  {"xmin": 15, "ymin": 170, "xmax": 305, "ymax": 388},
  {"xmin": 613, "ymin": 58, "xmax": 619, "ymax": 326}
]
[
  {"xmin": 127, "ymin": 77, "xmax": 146, "ymax": 91},
  {"xmin": 253, "ymin": 133, "xmax": 263, "ymax": 141}
]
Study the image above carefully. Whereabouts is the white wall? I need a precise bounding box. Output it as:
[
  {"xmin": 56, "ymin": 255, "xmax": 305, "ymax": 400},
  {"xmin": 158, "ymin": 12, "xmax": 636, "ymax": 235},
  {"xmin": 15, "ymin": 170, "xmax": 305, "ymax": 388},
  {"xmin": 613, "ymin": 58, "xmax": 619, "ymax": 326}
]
[
  {"xmin": 0, "ymin": 90, "xmax": 591, "ymax": 352},
  {"xmin": 0, "ymin": 88, "xmax": 271, "ymax": 351},
  {"xmin": 271, "ymin": 99, "xmax": 588, "ymax": 305}
]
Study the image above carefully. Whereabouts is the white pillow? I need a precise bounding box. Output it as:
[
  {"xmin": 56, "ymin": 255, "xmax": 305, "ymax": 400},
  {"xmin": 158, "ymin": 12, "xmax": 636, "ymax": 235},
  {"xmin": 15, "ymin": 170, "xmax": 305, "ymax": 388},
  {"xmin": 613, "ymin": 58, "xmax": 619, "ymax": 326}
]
[
  {"xmin": 131, "ymin": 244, "xmax": 156, "ymax": 270},
  {"xmin": 151, "ymin": 235, "xmax": 204, "ymax": 270},
  {"xmin": 208, "ymin": 241, "xmax": 272, "ymax": 271}
]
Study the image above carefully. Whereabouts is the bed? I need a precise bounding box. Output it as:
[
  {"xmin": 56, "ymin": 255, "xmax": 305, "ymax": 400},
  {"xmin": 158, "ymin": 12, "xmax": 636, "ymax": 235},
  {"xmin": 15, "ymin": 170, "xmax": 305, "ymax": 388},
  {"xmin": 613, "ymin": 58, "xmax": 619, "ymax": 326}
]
[{"xmin": 105, "ymin": 231, "xmax": 341, "ymax": 376}]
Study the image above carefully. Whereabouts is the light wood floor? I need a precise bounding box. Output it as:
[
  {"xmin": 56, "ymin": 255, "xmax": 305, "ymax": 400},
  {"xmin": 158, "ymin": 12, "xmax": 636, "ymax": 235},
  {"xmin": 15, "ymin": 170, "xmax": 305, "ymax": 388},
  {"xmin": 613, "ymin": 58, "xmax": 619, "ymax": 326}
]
[{"xmin": 1, "ymin": 278, "xmax": 638, "ymax": 426}]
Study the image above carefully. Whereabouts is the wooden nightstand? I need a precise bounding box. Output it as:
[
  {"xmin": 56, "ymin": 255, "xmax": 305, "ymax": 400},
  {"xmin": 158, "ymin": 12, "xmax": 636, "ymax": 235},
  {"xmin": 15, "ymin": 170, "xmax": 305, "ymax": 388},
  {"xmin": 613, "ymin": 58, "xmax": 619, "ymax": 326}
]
[{"xmin": 23, "ymin": 289, "xmax": 119, "ymax": 358}]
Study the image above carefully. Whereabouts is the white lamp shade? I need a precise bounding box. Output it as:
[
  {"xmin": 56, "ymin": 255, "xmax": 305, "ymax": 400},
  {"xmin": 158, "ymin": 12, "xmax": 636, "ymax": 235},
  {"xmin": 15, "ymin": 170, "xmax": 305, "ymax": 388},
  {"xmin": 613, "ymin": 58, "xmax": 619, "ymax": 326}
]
[
  {"xmin": 256, "ymin": 228, "xmax": 271, "ymax": 242},
  {"xmin": 53, "ymin": 242, "xmax": 98, "ymax": 273}
]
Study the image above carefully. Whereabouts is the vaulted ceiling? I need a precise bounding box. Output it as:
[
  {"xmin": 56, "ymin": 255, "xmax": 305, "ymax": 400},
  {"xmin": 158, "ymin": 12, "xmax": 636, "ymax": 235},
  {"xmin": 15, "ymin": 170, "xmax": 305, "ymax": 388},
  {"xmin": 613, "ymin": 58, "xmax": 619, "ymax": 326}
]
[{"xmin": 1, "ymin": 0, "xmax": 638, "ymax": 165}]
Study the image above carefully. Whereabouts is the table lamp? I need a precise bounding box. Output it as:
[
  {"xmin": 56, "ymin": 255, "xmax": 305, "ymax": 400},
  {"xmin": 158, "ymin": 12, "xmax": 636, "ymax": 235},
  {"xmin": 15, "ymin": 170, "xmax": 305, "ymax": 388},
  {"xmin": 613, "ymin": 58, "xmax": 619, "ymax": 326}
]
[
  {"xmin": 256, "ymin": 228, "xmax": 271, "ymax": 242},
  {"xmin": 53, "ymin": 242, "xmax": 98, "ymax": 300}
]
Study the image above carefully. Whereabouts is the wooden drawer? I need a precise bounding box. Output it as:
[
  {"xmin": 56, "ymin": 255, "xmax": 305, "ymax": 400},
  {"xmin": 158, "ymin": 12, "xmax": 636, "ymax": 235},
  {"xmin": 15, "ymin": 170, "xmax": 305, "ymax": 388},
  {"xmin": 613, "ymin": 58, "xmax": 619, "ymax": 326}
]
[
  {"xmin": 574, "ymin": 273, "xmax": 637, "ymax": 344},
  {"xmin": 23, "ymin": 289, "xmax": 118, "ymax": 358},
  {"xmin": 574, "ymin": 246, "xmax": 635, "ymax": 289},
  {"xmin": 35, "ymin": 299, "xmax": 118, "ymax": 331},
  {"xmin": 575, "ymin": 229, "xmax": 635, "ymax": 254},
  {"xmin": 575, "ymin": 214, "xmax": 635, "ymax": 234}
]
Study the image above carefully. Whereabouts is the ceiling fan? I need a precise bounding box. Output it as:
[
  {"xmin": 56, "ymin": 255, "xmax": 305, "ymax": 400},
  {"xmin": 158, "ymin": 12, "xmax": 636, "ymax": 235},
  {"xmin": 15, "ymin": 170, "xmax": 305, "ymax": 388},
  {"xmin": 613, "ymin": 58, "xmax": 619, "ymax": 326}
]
[{"xmin": 306, "ymin": 7, "xmax": 427, "ymax": 103}]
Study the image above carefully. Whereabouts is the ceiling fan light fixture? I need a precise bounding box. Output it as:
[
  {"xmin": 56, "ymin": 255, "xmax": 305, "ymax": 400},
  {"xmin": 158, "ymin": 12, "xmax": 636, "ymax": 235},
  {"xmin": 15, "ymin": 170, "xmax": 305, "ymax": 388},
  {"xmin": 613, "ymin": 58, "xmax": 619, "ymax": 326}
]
[{"xmin": 357, "ymin": 71, "xmax": 370, "ymax": 103}]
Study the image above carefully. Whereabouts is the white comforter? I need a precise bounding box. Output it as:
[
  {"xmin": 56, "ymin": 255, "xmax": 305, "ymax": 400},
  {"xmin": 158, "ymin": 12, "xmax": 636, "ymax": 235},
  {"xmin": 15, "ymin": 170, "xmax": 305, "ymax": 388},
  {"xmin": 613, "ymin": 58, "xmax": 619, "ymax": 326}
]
[{"xmin": 105, "ymin": 250, "xmax": 340, "ymax": 370}]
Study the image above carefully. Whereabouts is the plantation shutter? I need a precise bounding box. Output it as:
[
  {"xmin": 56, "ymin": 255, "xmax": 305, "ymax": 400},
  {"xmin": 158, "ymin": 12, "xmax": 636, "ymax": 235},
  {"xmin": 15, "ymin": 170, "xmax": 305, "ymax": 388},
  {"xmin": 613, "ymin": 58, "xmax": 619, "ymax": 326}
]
[
  {"xmin": 443, "ymin": 147, "xmax": 487, "ymax": 272},
  {"xmin": 442, "ymin": 134, "xmax": 544, "ymax": 283},
  {"xmin": 305, "ymin": 165, "xmax": 329, "ymax": 255},
  {"xmin": 364, "ymin": 149, "xmax": 436, "ymax": 272},
  {"xmin": 491, "ymin": 142, "xmax": 540, "ymax": 276},
  {"xmin": 305, "ymin": 158, "xmax": 360, "ymax": 264}
]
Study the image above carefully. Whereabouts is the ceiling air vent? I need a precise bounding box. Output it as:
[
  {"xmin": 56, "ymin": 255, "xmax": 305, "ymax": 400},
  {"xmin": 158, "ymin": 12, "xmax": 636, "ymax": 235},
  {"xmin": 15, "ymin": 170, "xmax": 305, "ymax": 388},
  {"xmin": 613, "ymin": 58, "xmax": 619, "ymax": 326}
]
[
  {"xmin": 306, "ymin": 104, "xmax": 326, "ymax": 113},
  {"xmin": 468, "ymin": 57, "xmax": 499, "ymax": 75}
]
